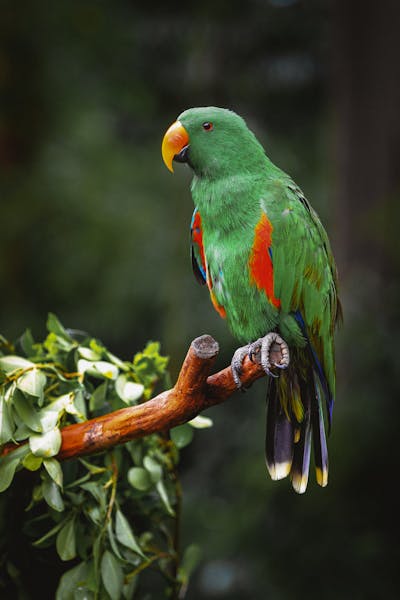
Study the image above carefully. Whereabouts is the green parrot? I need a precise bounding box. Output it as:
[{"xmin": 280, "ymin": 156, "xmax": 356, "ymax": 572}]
[{"xmin": 162, "ymin": 107, "xmax": 341, "ymax": 493}]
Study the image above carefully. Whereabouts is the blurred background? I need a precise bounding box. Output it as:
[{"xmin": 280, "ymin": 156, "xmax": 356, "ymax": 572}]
[{"xmin": 1, "ymin": 0, "xmax": 399, "ymax": 598}]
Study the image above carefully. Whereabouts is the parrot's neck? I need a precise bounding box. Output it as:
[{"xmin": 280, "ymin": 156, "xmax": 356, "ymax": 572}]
[
  {"xmin": 190, "ymin": 173, "xmax": 258, "ymax": 226},
  {"xmin": 190, "ymin": 155, "xmax": 280, "ymax": 227}
]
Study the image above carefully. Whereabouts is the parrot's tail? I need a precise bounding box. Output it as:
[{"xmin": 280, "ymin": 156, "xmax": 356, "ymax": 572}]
[{"xmin": 265, "ymin": 358, "xmax": 328, "ymax": 494}]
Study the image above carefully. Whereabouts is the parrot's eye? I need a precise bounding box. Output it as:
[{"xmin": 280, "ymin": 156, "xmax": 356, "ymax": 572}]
[{"xmin": 202, "ymin": 122, "xmax": 213, "ymax": 131}]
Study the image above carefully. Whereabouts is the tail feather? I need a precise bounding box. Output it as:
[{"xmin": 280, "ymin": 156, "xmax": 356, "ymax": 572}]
[
  {"xmin": 290, "ymin": 383, "xmax": 312, "ymax": 494},
  {"xmin": 293, "ymin": 310, "xmax": 334, "ymax": 430},
  {"xmin": 311, "ymin": 378, "xmax": 329, "ymax": 487},
  {"xmin": 265, "ymin": 358, "xmax": 329, "ymax": 494},
  {"xmin": 265, "ymin": 379, "xmax": 294, "ymax": 481}
]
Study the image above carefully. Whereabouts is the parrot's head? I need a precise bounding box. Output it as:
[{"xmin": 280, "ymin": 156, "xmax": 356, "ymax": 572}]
[{"xmin": 162, "ymin": 106, "xmax": 266, "ymax": 179}]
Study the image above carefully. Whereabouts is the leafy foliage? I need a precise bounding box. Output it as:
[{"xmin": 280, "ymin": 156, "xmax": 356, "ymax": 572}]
[{"xmin": 0, "ymin": 315, "xmax": 208, "ymax": 599}]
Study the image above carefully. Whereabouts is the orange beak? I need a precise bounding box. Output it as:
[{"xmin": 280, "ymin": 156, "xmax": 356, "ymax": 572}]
[{"xmin": 161, "ymin": 120, "xmax": 190, "ymax": 172}]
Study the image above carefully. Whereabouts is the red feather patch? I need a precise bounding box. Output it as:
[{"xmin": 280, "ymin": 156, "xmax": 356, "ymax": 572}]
[
  {"xmin": 249, "ymin": 212, "xmax": 281, "ymax": 309},
  {"xmin": 192, "ymin": 210, "xmax": 206, "ymax": 276},
  {"xmin": 192, "ymin": 210, "xmax": 226, "ymax": 318}
]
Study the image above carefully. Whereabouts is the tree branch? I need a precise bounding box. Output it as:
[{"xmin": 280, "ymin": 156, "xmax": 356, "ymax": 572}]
[{"xmin": 2, "ymin": 335, "xmax": 282, "ymax": 461}]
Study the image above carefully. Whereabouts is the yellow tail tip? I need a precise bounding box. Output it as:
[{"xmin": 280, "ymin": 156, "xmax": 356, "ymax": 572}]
[{"xmin": 316, "ymin": 467, "xmax": 328, "ymax": 487}]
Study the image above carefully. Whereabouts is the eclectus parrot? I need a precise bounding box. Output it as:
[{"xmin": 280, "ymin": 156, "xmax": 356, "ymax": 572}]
[{"xmin": 162, "ymin": 107, "xmax": 341, "ymax": 493}]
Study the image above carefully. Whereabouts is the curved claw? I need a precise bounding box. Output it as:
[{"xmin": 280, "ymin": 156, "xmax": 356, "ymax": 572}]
[
  {"xmin": 248, "ymin": 346, "xmax": 260, "ymax": 363},
  {"xmin": 273, "ymin": 362, "xmax": 288, "ymax": 370},
  {"xmin": 265, "ymin": 367, "xmax": 279, "ymax": 378}
]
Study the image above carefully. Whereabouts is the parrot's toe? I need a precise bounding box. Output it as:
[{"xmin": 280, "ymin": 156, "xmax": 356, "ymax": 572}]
[
  {"xmin": 270, "ymin": 333, "xmax": 290, "ymax": 370},
  {"xmin": 231, "ymin": 344, "xmax": 251, "ymax": 388}
]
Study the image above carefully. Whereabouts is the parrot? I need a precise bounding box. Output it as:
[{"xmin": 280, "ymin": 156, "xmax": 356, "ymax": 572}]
[{"xmin": 161, "ymin": 107, "xmax": 341, "ymax": 493}]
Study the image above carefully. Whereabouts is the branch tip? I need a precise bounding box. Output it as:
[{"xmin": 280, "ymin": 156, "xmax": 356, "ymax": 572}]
[{"xmin": 191, "ymin": 335, "xmax": 219, "ymax": 359}]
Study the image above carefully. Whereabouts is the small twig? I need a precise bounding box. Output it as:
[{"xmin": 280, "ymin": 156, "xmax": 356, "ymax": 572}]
[
  {"xmin": 125, "ymin": 552, "xmax": 171, "ymax": 582},
  {"xmin": 1, "ymin": 335, "xmax": 282, "ymax": 462}
]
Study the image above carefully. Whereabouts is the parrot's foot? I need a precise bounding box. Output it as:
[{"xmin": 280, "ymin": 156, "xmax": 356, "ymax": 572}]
[{"xmin": 231, "ymin": 333, "xmax": 290, "ymax": 389}]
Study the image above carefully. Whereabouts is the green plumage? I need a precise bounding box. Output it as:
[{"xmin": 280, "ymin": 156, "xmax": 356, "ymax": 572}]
[{"xmin": 170, "ymin": 107, "xmax": 340, "ymax": 492}]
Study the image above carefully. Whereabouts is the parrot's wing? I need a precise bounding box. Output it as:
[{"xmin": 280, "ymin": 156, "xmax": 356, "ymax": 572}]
[
  {"xmin": 190, "ymin": 208, "xmax": 207, "ymax": 285},
  {"xmin": 261, "ymin": 180, "xmax": 340, "ymax": 420}
]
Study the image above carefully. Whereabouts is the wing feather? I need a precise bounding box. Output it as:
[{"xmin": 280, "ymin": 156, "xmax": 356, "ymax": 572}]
[{"xmin": 261, "ymin": 179, "xmax": 339, "ymax": 420}]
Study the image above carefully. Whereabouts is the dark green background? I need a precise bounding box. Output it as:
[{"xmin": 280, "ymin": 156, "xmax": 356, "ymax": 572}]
[{"xmin": 1, "ymin": 0, "xmax": 399, "ymax": 598}]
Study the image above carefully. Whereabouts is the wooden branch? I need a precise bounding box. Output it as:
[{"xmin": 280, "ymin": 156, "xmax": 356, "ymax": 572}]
[{"xmin": 2, "ymin": 336, "xmax": 282, "ymax": 462}]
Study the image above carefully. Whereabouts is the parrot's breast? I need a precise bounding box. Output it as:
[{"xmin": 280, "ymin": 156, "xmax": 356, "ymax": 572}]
[
  {"xmin": 190, "ymin": 175, "xmax": 284, "ymax": 342},
  {"xmin": 203, "ymin": 228, "xmax": 280, "ymax": 342}
]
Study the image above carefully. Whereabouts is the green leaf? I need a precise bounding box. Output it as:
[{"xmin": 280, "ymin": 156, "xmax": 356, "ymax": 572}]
[
  {"xmin": 38, "ymin": 408, "xmax": 59, "ymax": 433},
  {"xmin": 0, "ymin": 355, "xmax": 34, "ymax": 374},
  {"xmin": 47, "ymin": 313, "xmax": 72, "ymax": 340},
  {"xmin": 93, "ymin": 534, "xmax": 102, "ymax": 583},
  {"xmin": 171, "ymin": 424, "xmax": 194, "ymax": 449},
  {"xmin": 127, "ymin": 467, "xmax": 152, "ymax": 491},
  {"xmin": 188, "ymin": 415, "xmax": 213, "ymax": 428},
  {"xmin": 179, "ymin": 544, "xmax": 202, "ymax": 581},
  {"xmin": 12, "ymin": 388, "xmax": 42, "ymax": 432},
  {"xmin": 156, "ymin": 480, "xmax": 175, "ymax": 516},
  {"xmin": 89, "ymin": 381, "xmax": 107, "ymax": 411},
  {"xmin": 115, "ymin": 375, "xmax": 144, "ymax": 404},
  {"xmin": 115, "ymin": 509, "xmax": 145, "ymax": 557},
  {"xmin": 0, "ymin": 455, "xmax": 21, "ymax": 492},
  {"xmin": 37, "ymin": 393, "xmax": 74, "ymax": 430},
  {"xmin": 80, "ymin": 481, "xmax": 106, "ymax": 506},
  {"xmin": 20, "ymin": 328, "xmax": 35, "ymax": 356},
  {"xmin": 29, "ymin": 427, "xmax": 62, "ymax": 458},
  {"xmin": 73, "ymin": 390, "xmax": 87, "ymax": 420},
  {"xmin": 77, "ymin": 347, "xmax": 101, "ymax": 361},
  {"xmin": 143, "ymin": 456, "xmax": 162, "ymax": 483},
  {"xmin": 126, "ymin": 441, "xmax": 143, "ymax": 466},
  {"xmin": 64, "ymin": 398, "xmax": 82, "ymax": 418},
  {"xmin": 56, "ymin": 561, "xmax": 91, "ymax": 600},
  {"xmin": 107, "ymin": 521, "xmax": 123, "ymax": 560},
  {"xmin": 78, "ymin": 359, "xmax": 118, "ymax": 380},
  {"xmin": 44, "ymin": 457, "xmax": 63, "ymax": 487},
  {"xmin": 101, "ymin": 551, "xmax": 124, "ymax": 600},
  {"xmin": 89, "ymin": 338, "xmax": 106, "ymax": 356},
  {"xmin": 13, "ymin": 422, "xmax": 31, "ymax": 441},
  {"xmin": 0, "ymin": 391, "xmax": 14, "ymax": 443},
  {"xmin": 17, "ymin": 368, "xmax": 46, "ymax": 398},
  {"xmin": 105, "ymin": 350, "xmax": 127, "ymax": 370},
  {"xmin": 42, "ymin": 477, "xmax": 65, "ymax": 511},
  {"xmin": 56, "ymin": 518, "xmax": 77, "ymax": 561},
  {"xmin": 22, "ymin": 452, "xmax": 43, "ymax": 471}
]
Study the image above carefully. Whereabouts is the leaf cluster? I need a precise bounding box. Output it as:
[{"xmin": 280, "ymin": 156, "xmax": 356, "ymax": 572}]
[{"xmin": 0, "ymin": 315, "xmax": 208, "ymax": 599}]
